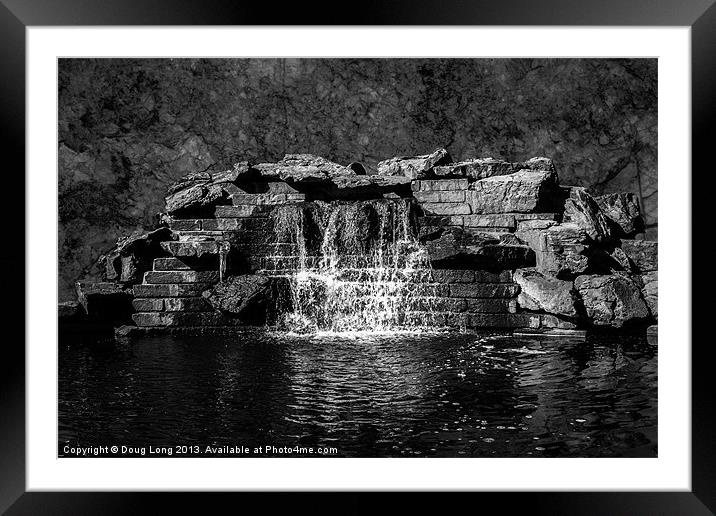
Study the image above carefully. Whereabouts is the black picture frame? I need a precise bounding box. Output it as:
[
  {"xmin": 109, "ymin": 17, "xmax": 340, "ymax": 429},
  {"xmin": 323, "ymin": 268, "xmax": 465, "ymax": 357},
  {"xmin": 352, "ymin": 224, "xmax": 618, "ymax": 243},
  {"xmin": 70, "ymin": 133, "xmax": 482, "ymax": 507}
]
[{"xmin": 2, "ymin": 1, "xmax": 705, "ymax": 513}]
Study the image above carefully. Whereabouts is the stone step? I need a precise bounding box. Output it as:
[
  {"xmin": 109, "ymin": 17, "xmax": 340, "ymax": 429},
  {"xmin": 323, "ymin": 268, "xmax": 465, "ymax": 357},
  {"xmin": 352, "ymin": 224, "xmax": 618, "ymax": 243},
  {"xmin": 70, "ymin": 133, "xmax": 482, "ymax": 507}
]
[
  {"xmin": 143, "ymin": 270, "xmax": 220, "ymax": 284},
  {"xmin": 132, "ymin": 311, "xmax": 241, "ymax": 327},
  {"xmin": 153, "ymin": 257, "xmax": 217, "ymax": 271},
  {"xmin": 132, "ymin": 297, "xmax": 211, "ymax": 312},
  {"xmin": 448, "ymin": 283, "xmax": 519, "ymax": 298},
  {"xmin": 161, "ymin": 240, "xmax": 230, "ymax": 257},
  {"xmin": 133, "ymin": 283, "xmax": 213, "ymax": 298},
  {"xmin": 215, "ymin": 205, "xmax": 271, "ymax": 218}
]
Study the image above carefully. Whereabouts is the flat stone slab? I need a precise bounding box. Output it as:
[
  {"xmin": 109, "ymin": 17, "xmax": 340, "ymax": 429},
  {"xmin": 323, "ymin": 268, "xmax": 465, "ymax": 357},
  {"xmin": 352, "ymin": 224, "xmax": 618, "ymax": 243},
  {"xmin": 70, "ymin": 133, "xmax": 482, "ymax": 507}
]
[
  {"xmin": 466, "ymin": 169, "xmax": 557, "ymax": 214},
  {"xmin": 133, "ymin": 283, "xmax": 213, "ymax": 298},
  {"xmin": 143, "ymin": 270, "xmax": 220, "ymax": 284},
  {"xmin": 646, "ymin": 324, "xmax": 658, "ymax": 346}
]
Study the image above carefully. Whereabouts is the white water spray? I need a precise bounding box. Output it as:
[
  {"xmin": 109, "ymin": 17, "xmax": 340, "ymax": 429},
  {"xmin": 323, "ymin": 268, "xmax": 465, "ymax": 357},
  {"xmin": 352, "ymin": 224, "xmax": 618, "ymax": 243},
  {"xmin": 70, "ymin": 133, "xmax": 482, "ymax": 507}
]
[{"xmin": 268, "ymin": 199, "xmax": 437, "ymax": 333}]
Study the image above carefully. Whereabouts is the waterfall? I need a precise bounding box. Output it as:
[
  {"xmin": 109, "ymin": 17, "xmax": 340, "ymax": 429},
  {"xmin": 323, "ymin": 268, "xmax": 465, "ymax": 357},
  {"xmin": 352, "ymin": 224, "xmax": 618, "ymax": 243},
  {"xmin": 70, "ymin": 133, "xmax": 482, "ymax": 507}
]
[{"xmin": 269, "ymin": 199, "xmax": 436, "ymax": 333}]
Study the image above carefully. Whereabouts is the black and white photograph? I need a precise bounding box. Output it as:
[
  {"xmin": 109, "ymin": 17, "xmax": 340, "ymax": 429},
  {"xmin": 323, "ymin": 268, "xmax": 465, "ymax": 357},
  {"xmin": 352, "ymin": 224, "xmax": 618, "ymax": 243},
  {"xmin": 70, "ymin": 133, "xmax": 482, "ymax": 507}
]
[{"xmin": 57, "ymin": 57, "xmax": 659, "ymax": 459}]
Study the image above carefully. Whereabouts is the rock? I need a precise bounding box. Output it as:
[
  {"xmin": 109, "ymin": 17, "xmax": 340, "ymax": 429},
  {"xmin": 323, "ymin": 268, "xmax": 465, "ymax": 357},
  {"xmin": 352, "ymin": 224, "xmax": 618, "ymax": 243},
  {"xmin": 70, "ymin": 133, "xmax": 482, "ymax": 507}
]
[
  {"xmin": 466, "ymin": 169, "xmax": 558, "ymax": 214},
  {"xmin": 328, "ymin": 174, "xmax": 412, "ymax": 199},
  {"xmin": 433, "ymin": 156, "xmax": 555, "ymax": 180},
  {"xmin": 620, "ymin": 240, "xmax": 658, "ymax": 272},
  {"xmin": 98, "ymin": 227, "xmax": 172, "ymax": 284},
  {"xmin": 563, "ymin": 187, "xmax": 612, "ymax": 241},
  {"xmin": 254, "ymin": 154, "xmax": 356, "ymax": 183},
  {"xmin": 646, "ymin": 325, "xmax": 658, "ymax": 346},
  {"xmin": 75, "ymin": 281, "xmax": 133, "ymax": 322},
  {"xmin": 641, "ymin": 271, "xmax": 658, "ymax": 319},
  {"xmin": 202, "ymin": 274, "xmax": 274, "ymax": 315},
  {"xmin": 376, "ymin": 148, "xmax": 452, "ymax": 179},
  {"xmin": 515, "ymin": 223, "xmax": 589, "ymax": 277},
  {"xmin": 513, "ymin": 268, "xmax": 578, "ymax": 317},
  {"xmin": 425, "ymin": 227, "xmax": 534, "ymax": 271},
  {"xmin": 523, "ymin": 156, "xmax": 557, "ymax": 172},
  {"xmin": 164, "ymin": 162, "xmax": 251, "ymax": 214},
  {"xmin": 595, "ymin": 192, "xmax": 644, "ymax": 237},
  {"xmin": 574, "ymin": 273, "xmax": 650, "ymax": 328},
  {"xmin": 58, "ymin": 300, "xmax": 83, "ymax": 321}
]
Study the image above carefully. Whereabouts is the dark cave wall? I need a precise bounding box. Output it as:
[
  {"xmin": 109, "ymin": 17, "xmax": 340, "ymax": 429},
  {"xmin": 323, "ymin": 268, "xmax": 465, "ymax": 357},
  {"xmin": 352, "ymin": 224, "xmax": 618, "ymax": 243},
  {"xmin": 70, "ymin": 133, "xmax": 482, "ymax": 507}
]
[{"xmin": 58, "ymin": 58, "xmax": 657, "ymax": 300}]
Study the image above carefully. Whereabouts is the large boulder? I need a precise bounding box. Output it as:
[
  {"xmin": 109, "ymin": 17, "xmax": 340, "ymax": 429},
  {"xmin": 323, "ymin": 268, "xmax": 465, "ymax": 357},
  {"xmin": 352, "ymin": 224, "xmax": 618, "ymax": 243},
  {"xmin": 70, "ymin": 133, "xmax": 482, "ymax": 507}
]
[
  {"xmin": 424, "ymin": 227, "xmax": 534, "ymax": 271},
  {"xmin": 202, "ymin": 275, "xmax": 274, "ymax": 316},
  {"xmin": 376, "ymin": 148, "xmax": 452, "ymax": 179},
  {"xmin": 514, "ymin": 268, "xmax": 578, "ymax": 318},
  {"xmin": 595, "ymin": 193, "xmax": 644, "ymax": 237},
  {"xmin": 466, "ymin": 169, "xmax": 559, "ymax": 214},
  {"xmin": 640, "ymin": 271, "xmax": 658, "ymax": 319},
  {"xmin": 433, "ymin": 156, "xmax": 555, "ymax": 180},
  {"xmin": 620, "ymin": 240, "xmax": 658, "ymax": 272},
  {"xmin": 165, "ymin": 162, "xmax": 250, "ymax": 214},
  {"xmin": 563, "ymin": 187, "xmax": 612, "ymax": 241},
  {"xmin": 574, "ymin": 273, "xmax": 650, "ymax": 328},
  {"xmin": 516, "ymin": 222, "xmax": 589, "ymax": 277},
  {"xmin": 253, "ymin": 154, "xmax": 356, "ymax": 183},
  {"xmin": 98, "ymin": 227, "xmax": 172, "ymax": 284}
]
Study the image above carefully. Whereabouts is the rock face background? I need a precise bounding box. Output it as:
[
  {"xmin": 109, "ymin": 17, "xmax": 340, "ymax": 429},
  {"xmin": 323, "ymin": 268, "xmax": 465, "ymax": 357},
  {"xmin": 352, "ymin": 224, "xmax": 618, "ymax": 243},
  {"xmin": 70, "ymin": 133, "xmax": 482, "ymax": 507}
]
[{"xmin": 59, "ymin": 58, "xmax": 657, "ymax": 300}]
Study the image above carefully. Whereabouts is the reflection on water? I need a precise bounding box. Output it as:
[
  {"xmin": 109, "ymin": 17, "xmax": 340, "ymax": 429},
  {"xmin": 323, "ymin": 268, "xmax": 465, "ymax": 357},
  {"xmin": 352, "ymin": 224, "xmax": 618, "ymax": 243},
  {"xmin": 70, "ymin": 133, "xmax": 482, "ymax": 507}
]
[{"xmin": 59, "ymin": 330, "xmax": 657, "ymax": 457}]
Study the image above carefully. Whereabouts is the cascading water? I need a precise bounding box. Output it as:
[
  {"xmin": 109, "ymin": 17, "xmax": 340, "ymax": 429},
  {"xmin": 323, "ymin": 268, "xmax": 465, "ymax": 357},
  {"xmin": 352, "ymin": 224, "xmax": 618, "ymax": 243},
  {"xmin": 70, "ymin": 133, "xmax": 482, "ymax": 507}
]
[{"xmin": 269, "ymin": 199, "xmax": 437, "ymax": 333}]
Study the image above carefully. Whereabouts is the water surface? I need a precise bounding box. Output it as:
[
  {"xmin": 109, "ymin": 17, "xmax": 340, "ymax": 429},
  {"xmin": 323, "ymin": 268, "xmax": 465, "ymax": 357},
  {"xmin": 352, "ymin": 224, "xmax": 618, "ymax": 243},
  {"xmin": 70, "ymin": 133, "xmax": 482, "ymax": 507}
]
[{"xmin": 59, "ymin": 330, "xmax": 657, "ymax": 457}]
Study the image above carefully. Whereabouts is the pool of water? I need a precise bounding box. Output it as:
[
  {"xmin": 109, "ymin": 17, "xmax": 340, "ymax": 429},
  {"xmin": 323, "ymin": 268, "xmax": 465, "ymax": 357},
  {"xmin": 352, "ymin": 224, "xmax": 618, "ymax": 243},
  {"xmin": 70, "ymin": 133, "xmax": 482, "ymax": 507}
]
[{"xmin": 58, "ymin": 329, "xmax": 657, "ymax": 457}]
